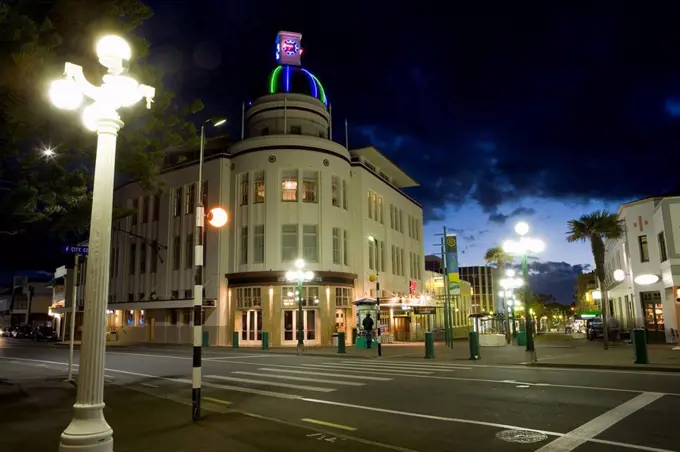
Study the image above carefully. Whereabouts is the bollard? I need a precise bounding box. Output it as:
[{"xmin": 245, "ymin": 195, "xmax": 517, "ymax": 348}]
[
  {"xmin": 468, "ymin": 331, "xmax": 480, "ymax": 360},
  {"xmin": 338, "ymin": 332, "xmax": 346, "ymax": 354},
  {"xmin": 632, "ymin": 328, "xmax": 648, "ymax": 364},
  {"xmin": 424, "ymin": 332, "xmax": 435, "ymax": 359},
  {"xmin": 262, "ymin": 332, "xmax": 269, "ymax": 350},
  {"xmin": 202, "ymin": 331, "xmax": 209, "ymax": 347},
  {"xmin": 232, "ymin": 331, "xmax": 239, "ymax": 349}
]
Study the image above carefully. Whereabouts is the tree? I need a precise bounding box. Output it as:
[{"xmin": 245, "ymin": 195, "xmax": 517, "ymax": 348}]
[
  {"xmin": 484, "ymin": 246, "xmax": 513, "ymax": 274},
  {"xmin": 566, "ymin": 210, "xmax": 624, "ymax": 349},
  {"xmin": 0, "ymin": 0, "xmax": 203, "ymax": 239}
]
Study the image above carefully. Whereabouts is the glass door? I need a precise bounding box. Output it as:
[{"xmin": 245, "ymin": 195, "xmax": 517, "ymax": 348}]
[
  {"xmin": 282, "ymin": 309, "xmax": 318, "ymax": 344},
  {"xmin": 641, "ymin": 291, "xmax": 665, "ymax": 342},
  {"xmin": 241, "ymin": 310, "xmax": 261, "ymax": 344}
]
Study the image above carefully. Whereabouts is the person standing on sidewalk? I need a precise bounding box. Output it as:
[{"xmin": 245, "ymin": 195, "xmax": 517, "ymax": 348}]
[{"xmin": 363, "ymin": 313, "xmax": 374, "ymax": 349}]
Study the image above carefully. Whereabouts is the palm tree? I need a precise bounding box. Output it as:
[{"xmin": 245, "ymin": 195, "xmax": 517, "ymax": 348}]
[
  {"xmin": 484, "ymin": 246, "xmax": 513, "ymax": 274},
  {"xmin": 566, "ymin": 210, "xmax": 624, "ymax": 350}
]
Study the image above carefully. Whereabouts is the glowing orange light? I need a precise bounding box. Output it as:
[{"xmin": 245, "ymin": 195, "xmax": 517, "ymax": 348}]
[{"xmin": 207, "ymin": 207, "xmax": 228, "ymax": 228}]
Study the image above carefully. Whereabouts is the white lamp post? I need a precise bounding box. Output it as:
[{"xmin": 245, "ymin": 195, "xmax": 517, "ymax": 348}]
[
  {"xmin": 499, "ymin": 269, "xmax": 523, "ymax": 344},
  {"xmin": 502, "ymin": 222, "xmax": 545, "ymax": 361},
  {"xmin": 50, "ymin": 35, "xmax": 155, "ymax": 452},
  {"xmin": 285, "ymin": 259, "xmax": 314, "ymax": 355}
]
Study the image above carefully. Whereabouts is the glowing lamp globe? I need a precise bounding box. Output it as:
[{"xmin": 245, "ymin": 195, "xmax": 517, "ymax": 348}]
[
  {"xmin": 295, "ymin": 259, "xmax": 305, "ymax": 269},
  {"xmin": 515, "ymin": 222, "xmax": 529, "ymax": 236},
  {"xmin": 613, "ymin": 269, "xmax": 625, "ymax": 282},
  {"xmin": 96, "ymin": 35, "xmax": 131, "ymax": 65},
  {"xmin": 634, "ymin": 274, "xmax": 659, "ymax": 285},
  {"xmin": 207, "ymin": 207, "xmax": 228, "ymax": 228},
  {"xmin": 505, "ymin": 269, "xmax": 516, "ymax": 277},
  {"xmin": 49, "ymin": 79, "xmax": 83, "ymax": 110}
]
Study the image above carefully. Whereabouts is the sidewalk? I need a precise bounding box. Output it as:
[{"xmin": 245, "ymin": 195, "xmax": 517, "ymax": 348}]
[{"xmin": 0, "ymin": 365, "xmax": 370, "ymax": 452}]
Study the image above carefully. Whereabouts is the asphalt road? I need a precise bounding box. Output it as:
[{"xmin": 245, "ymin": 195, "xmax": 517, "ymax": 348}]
[{"xmin": 2, "ymin": 339, "xmax": 679, "ymax": 452}]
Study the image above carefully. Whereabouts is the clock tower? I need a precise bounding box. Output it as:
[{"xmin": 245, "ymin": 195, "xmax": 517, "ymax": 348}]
[{"xmin": 275, "ymin": 31, "xmax": 303, "ymax": 66}]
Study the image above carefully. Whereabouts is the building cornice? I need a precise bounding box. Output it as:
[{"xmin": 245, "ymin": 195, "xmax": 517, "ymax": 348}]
[{"xmin": 225, "ymin": 270, "xmax": 357, "ymax": 287}]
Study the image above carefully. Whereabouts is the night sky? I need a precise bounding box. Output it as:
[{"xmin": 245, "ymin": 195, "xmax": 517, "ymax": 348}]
[{"xmin": 7, "ymin": 2, "xmax": 680, "ymax": 304}]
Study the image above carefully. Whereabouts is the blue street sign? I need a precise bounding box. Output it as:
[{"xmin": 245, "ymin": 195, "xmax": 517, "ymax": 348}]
[{"xmin": 63, "ymin": 245, "xmax": 88, "ymax": 255}]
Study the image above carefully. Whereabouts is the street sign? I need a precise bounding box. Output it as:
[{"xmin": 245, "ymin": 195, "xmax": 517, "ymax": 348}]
[
  {"xmin": 414, "ymin": 306, "xmax": 436, "ymax": 315},
  {"xmin": 62, "ymin": 245, "xmax": 88, "ymax": 255}
]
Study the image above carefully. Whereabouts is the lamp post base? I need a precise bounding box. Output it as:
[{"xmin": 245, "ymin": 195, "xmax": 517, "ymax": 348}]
[
  {"xmin": 59, "ymin": 403, "xmax": 113, "ymax": 452},
  {"xmin": 525, "ymin": 350, "xmax": 537, "ymax": 363}
]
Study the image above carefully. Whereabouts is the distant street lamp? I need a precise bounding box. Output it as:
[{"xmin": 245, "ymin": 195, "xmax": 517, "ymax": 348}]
[
  {"xmin": 499, "ymin": 269, "xmax": 523, "ymax": 344},
  {"xmin": 50, "ymin": 35, "xmax": 155, "ymax": 452},
  {"xmin": 285, "ymin": 259, "xmax": 314, "ymax": 355},
  {"xmin": 192, "ymin": 117, "xmax": 227, "ymax": 422},
  {"xmin": 502, "ymin": 222, "xmax": 545, "ymax": 361}
]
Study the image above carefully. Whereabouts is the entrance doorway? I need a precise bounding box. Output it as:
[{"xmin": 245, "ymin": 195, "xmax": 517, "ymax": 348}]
[
  {"xmin": 282, "ymin": 309, "xmax": 317, "ymax": 345},
  {"xmin": 641, "ymin": 291, "xmax": 665, "ymax": 342},
  {"xmin": 241, "ymin": 310, "xmax": 262, "ymax": 344},
  {"xmin": 393, "ymin": 316, "xmax": 411, "ymax": 341}
]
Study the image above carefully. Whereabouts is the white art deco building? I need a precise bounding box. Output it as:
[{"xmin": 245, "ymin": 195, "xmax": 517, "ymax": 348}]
[{"xmin": 53, "ymin": 31, "xmax": 427, "ymax": 347}]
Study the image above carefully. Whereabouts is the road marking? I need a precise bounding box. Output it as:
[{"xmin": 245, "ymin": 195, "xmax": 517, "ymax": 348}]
[
  {"xmin": 203, "ymin": 396, "xmax": 231, "ymax": 405},
  {"xmin": 336, "ymin": 359, "xmax": 472, "ymax": 370},
  {"xmin": 104, "ymin": 374, "xmax": 115, "ymax": 379},
  {"xmin": 107, "ymin": 352, "xmax": 191, "ymax": 360},
  {"xmin": 204, "ymin": 355, "xmax": 278, "ymax": 361},
  {"xmin": 140, "ymin": 382, "xmax": 159, "ymax": 388},
  {"xmin": 205, "ymin": 375, "xmax": 336, "ymax": 392},
  {"xmin": 300, "ymin": 364, "xmax": 433, "ymax": 375},
  {"xmin": 257, "ymin": 368, "xmax": 392, "ymax": 381},
  {"xmin": 232, "ymin": 371, "xmax": 365, "ymax": 386},
  {"xmin": 516, "ymin": 385, "xmax": 530, "ymax": 388},
  {"xmin": 321, "ymin": 361, "xmax": 455, "ymax": 372},
  {"xmin": 301, "ymin": 418, "xmax": 357, "ymax": 431},
  {"xmin": 534, "ymin": 392, "xmax": 664, "ymax": 452}
]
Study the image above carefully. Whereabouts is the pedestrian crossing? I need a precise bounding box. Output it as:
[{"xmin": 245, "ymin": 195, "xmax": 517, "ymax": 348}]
[{"xmin": 194, "ymin": 359, "xmax": 472, "ymax": 400}]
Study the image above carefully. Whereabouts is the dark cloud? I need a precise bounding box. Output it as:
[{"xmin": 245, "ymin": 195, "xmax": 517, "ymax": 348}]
[
  {"xmin": 510, "ymin": 261, "xmax": 589, "ymax": 305},
  {"xmin": 488, "ymin": 207, "xmax": 537, "ymax": 225}
]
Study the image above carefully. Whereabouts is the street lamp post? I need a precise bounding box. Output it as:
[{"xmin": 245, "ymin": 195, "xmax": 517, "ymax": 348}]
[
  {"xmin": 499, "ymin": 269, "xmax": 523, "ymax": 345},
  {"xmin": 286, "ymin": 259, "xmax": 314, "ymax": 355},
  {"xmin": 502, "ymin": 222, "xmax": 544, "ymax": 362},
  {"xmin": 49, "ymin": 35, "xmax": 155, "ymax": 452},
  {"xmin": 368, "ymin": 236, "xmax": 382, "ymax": 356},
  {"xmin": 191, "ymin": 117, "xmax": 227, "ymax": 422}
]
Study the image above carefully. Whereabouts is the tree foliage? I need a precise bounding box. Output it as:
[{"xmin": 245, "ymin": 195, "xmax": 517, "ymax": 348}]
[
  {"xmin": 484, "ymin": 246, "xmax": 514, "ymax": 274},
  {"xmin": 0, "ymin": 0, "xmax": 203, "ymax": 238}
]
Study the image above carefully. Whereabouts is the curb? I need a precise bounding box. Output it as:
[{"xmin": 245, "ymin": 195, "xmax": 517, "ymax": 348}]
[{"xmin": 526, "ymin": 362, "xmax": 680, "ymax": 373}]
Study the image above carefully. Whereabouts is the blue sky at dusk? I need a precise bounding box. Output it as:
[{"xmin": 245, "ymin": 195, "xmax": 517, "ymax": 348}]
[{"xmin": 6, "ymin": 2, "xmax": 680, "ymax": 307}]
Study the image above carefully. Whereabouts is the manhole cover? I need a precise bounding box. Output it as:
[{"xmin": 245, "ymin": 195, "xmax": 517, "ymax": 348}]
[{"xmin": 496, "ymin": 429, "xmax": 548, "ymax": 444}]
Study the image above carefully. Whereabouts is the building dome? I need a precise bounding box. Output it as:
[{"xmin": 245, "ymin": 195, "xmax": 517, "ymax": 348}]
[{"xmin": 267, "ymin": 65, "xmax": 328, "ymax": 105}]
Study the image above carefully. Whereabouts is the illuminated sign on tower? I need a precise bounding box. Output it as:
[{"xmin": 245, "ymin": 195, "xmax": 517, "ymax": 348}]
[{"xmin": 275, "ymin": 31, "xmax": 303, "ymax": 66}]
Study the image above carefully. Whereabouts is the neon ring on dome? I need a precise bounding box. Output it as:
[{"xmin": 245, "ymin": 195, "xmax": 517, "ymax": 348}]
[{"xmin": 268, "ymin": 65, "xmax": 328, "ymax": 105}]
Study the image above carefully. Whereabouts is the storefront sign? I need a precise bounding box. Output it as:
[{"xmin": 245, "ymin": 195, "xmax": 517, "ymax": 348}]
[
  {"xmin": 409, "ymin": 280, "xmax": 418, "ymax": 295},
  {"xmin": 414, "ymin": 306, "xmax": 436, "ymax": 315}
]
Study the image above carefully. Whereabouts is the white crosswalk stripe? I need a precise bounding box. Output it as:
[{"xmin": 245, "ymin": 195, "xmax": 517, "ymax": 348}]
[
  {"xmin": 322, "ymin": 362, "xmax": 456, "ymax": 372},
  {"xmin": 301, "ymin": 363, "xmax": 434, "ymax": 375},
  {"xmin": 336, "ymin": 359, "xmax": 472, "ymax": 370},
  {"xmin": 232, "ymin": 371, "xmax": 366, "ymax": 386},
  {"xmin": 256, "ymin": 367, "xmax": 392, "ymax": 381},
  {"xmin": 205, "ymin": 374, "xmax": 335, "ymax": 392}
]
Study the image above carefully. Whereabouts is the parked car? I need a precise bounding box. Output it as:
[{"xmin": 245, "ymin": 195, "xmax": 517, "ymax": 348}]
[
  {"xmin": 32, "ymin": 325, "xmax": 58, "ymax": 342},
  {"xmin": 11, "ymin": 325, "xmax": 33, "ymax": 339},
  {"xmin": 0, "ymin": 326, "xmax": 11, "ymax": 337}
]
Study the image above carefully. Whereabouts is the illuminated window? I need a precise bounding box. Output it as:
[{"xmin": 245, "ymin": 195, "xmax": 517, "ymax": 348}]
[
  {"xmin": 332, "ymin": 228, "xmax": 341, "ymax": 264},
  {"xmin": 254, "ymin": 170, "xmax": 265, "ymax": 203},
  {"xmin": 335, "ymin": 287, "xmax": 352, "ymax": 308},
  {"xmin": 331, "ymin": 176, "xmax": 340, "ymax": 207},
  {"xmin": 281, "ymin": 170, "xmax": 298, "ymax": 201},
  {"xmin": 302, "ymin": 171, "xmax": 318, "ymax": 203},
  {"xmin": 240, "ymin": 173, "xmax": 249, "ymax": 206}
]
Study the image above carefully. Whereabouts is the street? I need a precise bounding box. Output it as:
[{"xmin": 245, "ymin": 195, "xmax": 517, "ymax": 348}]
[{"xmin": 1, "ymin": 339, "xmax": 679, "ymax": 451}]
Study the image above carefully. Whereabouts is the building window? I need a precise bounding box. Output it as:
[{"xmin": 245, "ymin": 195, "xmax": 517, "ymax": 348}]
[
  {"xmin": 254, "ymin": 170, "xmax": 265, "ymax": 203},
  {"xmin": 377, "ymin": 196, "xmax": 384, "ymax": 224},
  {"xmin": 240, "ymin": 227, "xmax": 248, "ymax": 265},
  {"xmin": 343, "ymin": 230, "xmax": 349, "ymax": 266},
  {"xmin": 391, "ymin": 245, "xmax": 396, "ymax": 274},
  {"xmin": 379, "ymin": 240, "xmax": 385, "ymax": 272},
  {"xmin": 281, "ymin": 224, "xmax": 298, "ymax": 261},
  {"xmin": 129, "ymin": 243, "xmax": 136, "ymax": 274},
  {"xmin": 140, "ymin": 243, "xmax": 147, "ymax": 274},
  {"xmin": 400, "ymin": 249, "xmax": 405, "ymax": 275},
  {"xmin": 303, "ymin": 224, "xmax": 318, "ymax": 262},
  {"xmin": 236, "ymin": 287, "xmax": 262, "ymax": 309},
  {"xmin": 240, "ymin": 173, "xmax": 249, "ymax": 206},
  {"xmin": 342, "ymin": 180, "xmax": 348, "ymax": 210},
  {"xmin": 390, "ymin": 205, "xmax": 394, "ymax": 229},
  {"xmin": 173, "ymin": 187, "xmax": 182, "ymax": 217},
  {"xmin": 171, "ymin": 290, "xmax": 179, "ymax": 300},
  {"xmin": 658, "ymin": 232, "xmax": 668, "ymax": 262},
  {"xmin": 253, "ymin": 225, "xmax": 265, "ymax": 263},
  {"xmin": 368, "ymin": 191, "xmax": 373, "ymax": 219},
  {"xmin": 153, "ymin": 194, "xmax": 160, "ymax": 221},
  {"xmin": 335, "ymin": 287, "xmax": 351, "ymax": 307},
  {"xmin": 331, "ymin": 176, "xmax": 340, "ymax": 207},
  {"xmin": 131, "ymin": 199, "xmax": 139, "ymax": 225},
  {"xmin": 332, "ymin": 228, "xmax": 341, "ymax": 264},
  {"xmin": 142, "ymin": 197, "xmax": 149, "ymax": 224},
  {"xmin": 185, "ymin": 183, "xmax": 195, "ymax": 215},
  {"xmin": 184, "ymin": 289, "xmax": 192, "ymax": 300},
  {"xmin": 185, "ymin": 234, "xmax": 193, "ymax": 269},
  {"xmin": 638, "ymin": 235, "xmax": 649, "ymax": 262},
  {"xmin": 290, "ymin": 125, "xmax": 301, "ymax": 134},
  {"xmin": 281, "ymin": 169, "xmax": 298, "ymax": 201},
  {"xmin": 302, "ymin": 171, "xmax": 318, "ymax": 203},
  {"xmin": 398, "ymin": 209, "xmax": 403, "ymax": 233},
  {"xmin": 172, "ymin": 236, "xmax": 181, "ymax": 270},
  {"xmin": 368, "ymin": 240, "xmax": 375, "ymax": 270}
]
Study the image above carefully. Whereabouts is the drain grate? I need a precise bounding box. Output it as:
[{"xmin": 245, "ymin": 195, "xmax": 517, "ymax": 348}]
[{"xmin": 495, "ymin": 429, "xmax": 548, "ymax": 444}]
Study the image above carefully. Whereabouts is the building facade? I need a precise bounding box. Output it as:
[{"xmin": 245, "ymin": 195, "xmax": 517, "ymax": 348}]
[
  {"xmin": 423, "ymin": 270, "xmax": 472, "ymax": 339},
  {"xmin": 53, "ymin": 31, "xmax": 426, "ymax": 347},
  {"xmin": 459, "ymin": 266, "xmax": 499, "ymax": 314},
  {"xmin": 604, "ymin": 196, "xmax": 680, "ymax": 343}
]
